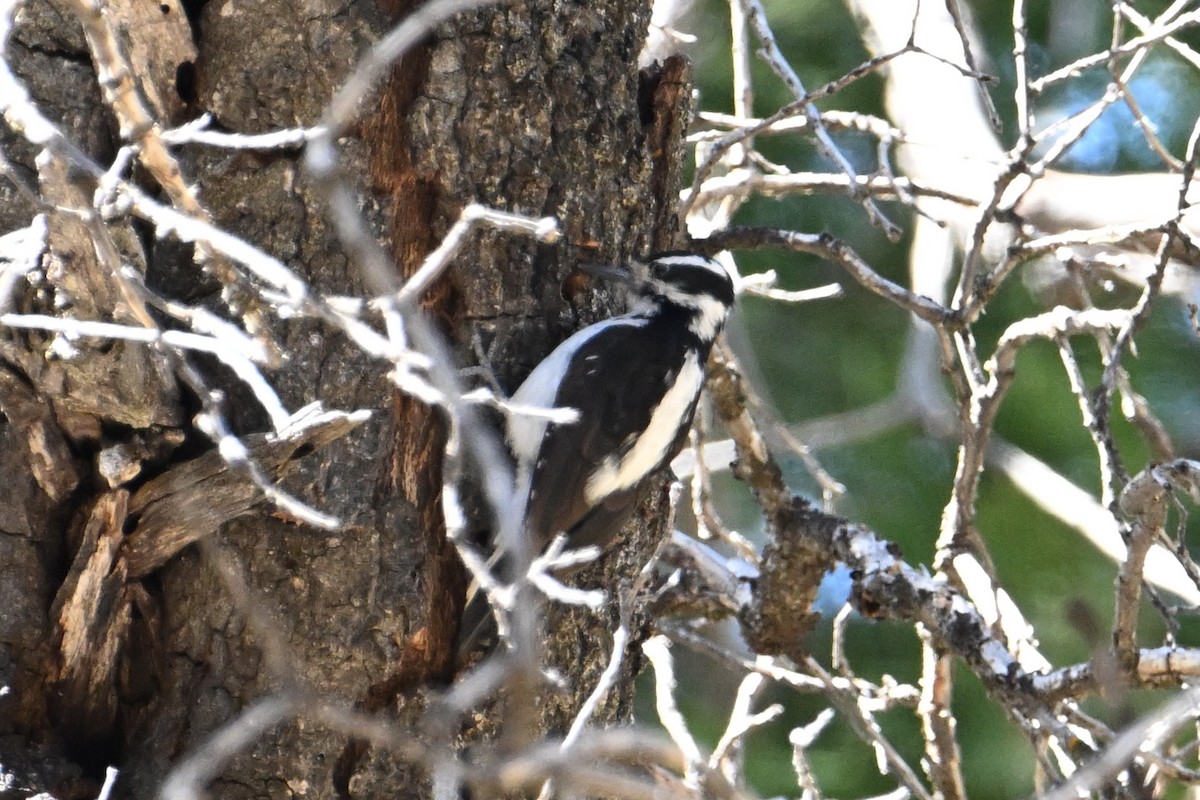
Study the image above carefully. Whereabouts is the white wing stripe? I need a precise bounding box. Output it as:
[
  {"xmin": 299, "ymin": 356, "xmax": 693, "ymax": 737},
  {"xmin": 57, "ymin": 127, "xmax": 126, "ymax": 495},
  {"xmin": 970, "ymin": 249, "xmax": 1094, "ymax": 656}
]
[{"xmin": 584, "ymin": 350, "xmax": 703, "ymax": 502}]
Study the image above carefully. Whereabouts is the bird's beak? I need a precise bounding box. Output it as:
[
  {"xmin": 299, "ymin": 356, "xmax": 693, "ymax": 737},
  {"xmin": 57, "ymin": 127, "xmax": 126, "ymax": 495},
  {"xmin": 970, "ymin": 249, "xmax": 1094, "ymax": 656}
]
[{"xmin": 575, "ymin": 261, "xmax": 640, "ymax": 287}]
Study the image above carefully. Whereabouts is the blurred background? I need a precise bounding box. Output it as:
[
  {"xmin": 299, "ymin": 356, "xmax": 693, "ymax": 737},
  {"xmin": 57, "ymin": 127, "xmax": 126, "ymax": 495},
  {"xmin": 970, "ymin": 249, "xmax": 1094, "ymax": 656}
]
[{"xmin": 634, "ymin": 1, "xmax": 1200, "ymax": 797}]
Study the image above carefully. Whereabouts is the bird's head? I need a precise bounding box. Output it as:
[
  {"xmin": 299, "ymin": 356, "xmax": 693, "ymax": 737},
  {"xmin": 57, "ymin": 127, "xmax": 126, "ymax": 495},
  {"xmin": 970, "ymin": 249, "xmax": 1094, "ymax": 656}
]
[
  {"xmin": 638, "ymin": 252, "xmax": 735, "ymax": 341},
  {"xmin": 580, "ymin": 252, "xmax": 736, "ymax": 341}
]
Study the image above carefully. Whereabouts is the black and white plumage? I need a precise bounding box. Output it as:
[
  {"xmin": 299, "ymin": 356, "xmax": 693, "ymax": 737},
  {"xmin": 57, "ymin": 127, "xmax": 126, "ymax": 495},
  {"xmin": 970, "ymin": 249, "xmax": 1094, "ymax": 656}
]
[
  {"xmin": 507, "ymin": 251, "xmax": 736, "ymax": 553},
  {"xmin": 457, "ymin": 252, "xmax": 736, "ymax": 660}
]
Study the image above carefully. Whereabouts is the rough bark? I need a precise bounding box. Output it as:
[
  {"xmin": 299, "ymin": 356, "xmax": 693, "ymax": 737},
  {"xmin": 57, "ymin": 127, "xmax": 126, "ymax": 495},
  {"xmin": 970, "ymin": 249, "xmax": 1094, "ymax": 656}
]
[{"xmin": 0, "ymin": 0, "xmax": 691, "ymax": 798}]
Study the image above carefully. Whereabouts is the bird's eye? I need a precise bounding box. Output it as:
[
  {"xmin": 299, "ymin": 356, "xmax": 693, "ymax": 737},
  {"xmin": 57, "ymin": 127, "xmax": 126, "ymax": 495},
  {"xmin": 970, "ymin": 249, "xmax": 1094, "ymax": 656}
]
[{"xmin": 649, "ymin": 261, "xmax": 669, "ymax": 280}]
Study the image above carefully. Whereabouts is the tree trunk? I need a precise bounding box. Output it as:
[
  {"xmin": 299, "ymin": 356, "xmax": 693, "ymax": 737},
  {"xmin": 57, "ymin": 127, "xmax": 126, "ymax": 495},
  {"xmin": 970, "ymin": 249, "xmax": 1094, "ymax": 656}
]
[{"xmin": 0, "ymin": 0, "xmax": 692, "ymax": 797}]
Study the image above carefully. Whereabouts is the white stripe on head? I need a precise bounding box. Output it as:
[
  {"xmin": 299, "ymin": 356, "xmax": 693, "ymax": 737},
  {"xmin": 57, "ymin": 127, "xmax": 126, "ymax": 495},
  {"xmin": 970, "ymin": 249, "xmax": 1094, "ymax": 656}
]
[
  {"xmin": 644, "ymin": 253, "xmax": 735, "ymax": 339},
  {"xmin": 685, "ymin": 293, "xmax": 731, "ymax": 341},
  {"xmin": 651, "ymin": 253, "xmax": 731, "ymax": 280},
  {"xmin": 648, "ymin": 254, "xmax": 735, "ymax": 298}
]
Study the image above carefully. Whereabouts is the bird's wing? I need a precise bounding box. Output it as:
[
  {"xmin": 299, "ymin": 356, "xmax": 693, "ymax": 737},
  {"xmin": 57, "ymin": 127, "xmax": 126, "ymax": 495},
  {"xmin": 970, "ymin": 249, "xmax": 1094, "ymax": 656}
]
[{"xmin": 520, "ymin": 321, "xmax": 692, "ymax": 552}]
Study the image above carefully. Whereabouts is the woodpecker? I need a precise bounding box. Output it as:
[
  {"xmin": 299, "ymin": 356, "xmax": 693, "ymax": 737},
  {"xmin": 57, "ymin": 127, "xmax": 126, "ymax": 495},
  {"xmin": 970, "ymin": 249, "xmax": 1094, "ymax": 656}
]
[{"xmin": 457, "ymin": 251, "xmax": 736, "ymax": 660}]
